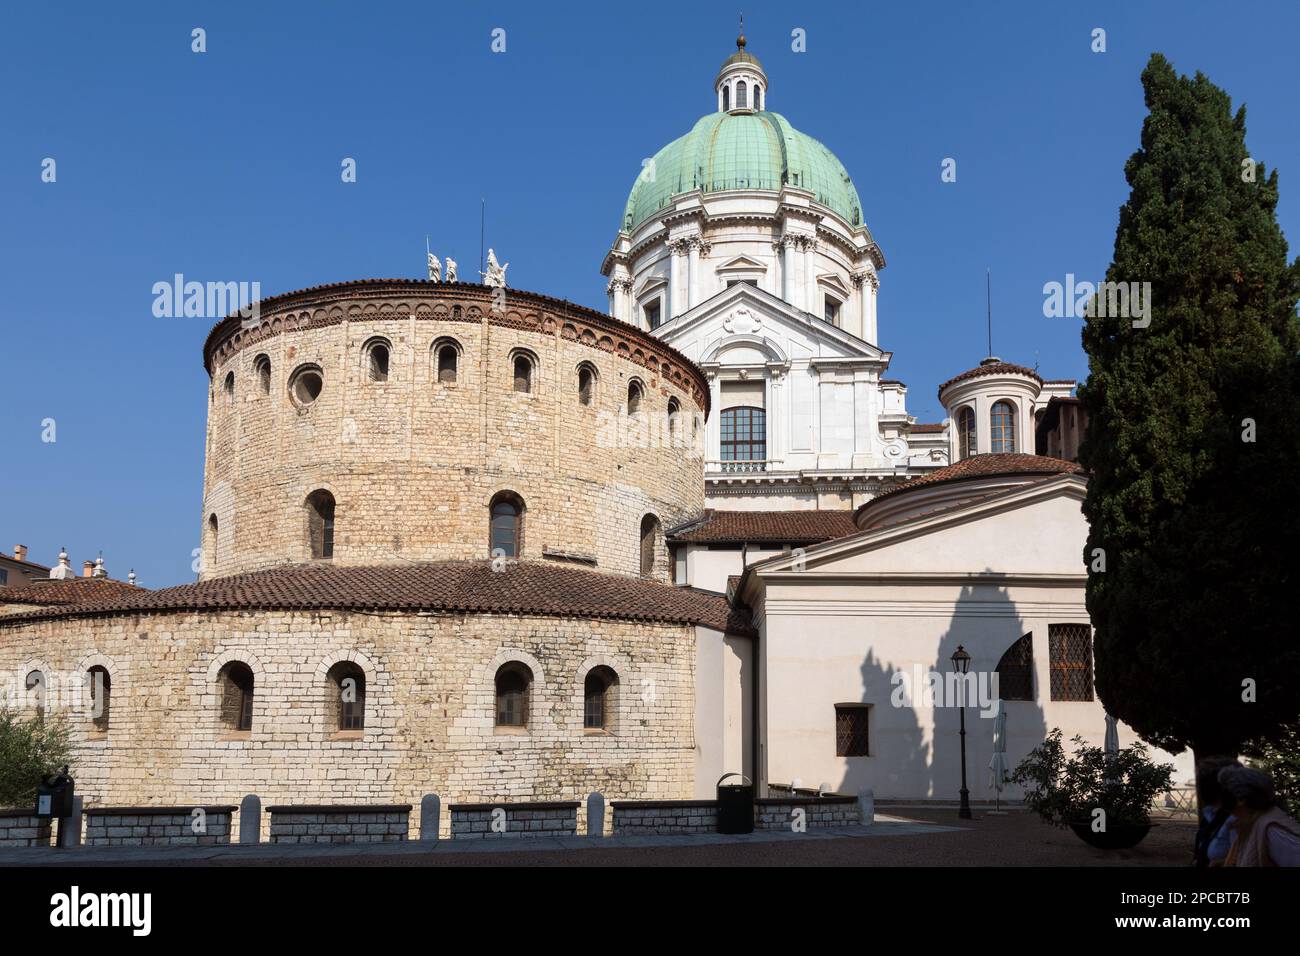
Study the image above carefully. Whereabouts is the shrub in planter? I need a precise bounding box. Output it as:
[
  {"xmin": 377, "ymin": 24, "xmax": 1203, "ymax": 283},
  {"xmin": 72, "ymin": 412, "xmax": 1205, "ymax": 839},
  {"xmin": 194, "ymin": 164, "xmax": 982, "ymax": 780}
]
[
  {"xmin": 1011, "ymin": 728, "xmax": 1175, "ymax": 847},
  {"xmin": 0, "ymin": 707, "xmax": 71, "ymax": 808}
]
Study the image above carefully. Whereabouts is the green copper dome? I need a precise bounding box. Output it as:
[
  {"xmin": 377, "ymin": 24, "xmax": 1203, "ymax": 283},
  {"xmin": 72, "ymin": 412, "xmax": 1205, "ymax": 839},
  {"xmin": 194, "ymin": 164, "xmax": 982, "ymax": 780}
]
[{"xmin": 622, "ymin": 111, "xmax": 863, "ymax": 232}]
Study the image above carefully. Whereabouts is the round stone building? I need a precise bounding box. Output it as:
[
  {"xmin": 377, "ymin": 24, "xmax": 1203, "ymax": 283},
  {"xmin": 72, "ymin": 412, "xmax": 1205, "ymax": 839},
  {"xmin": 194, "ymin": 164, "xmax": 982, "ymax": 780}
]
[{"xmin": 0, "ymin": 281, "xmax": 751, "ymax": 830}]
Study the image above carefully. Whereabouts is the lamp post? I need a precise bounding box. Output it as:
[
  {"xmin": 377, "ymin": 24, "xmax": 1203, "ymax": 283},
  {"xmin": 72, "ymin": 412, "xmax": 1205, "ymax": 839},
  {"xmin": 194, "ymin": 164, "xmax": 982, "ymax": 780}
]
[{"xmin": 950, "ymin": 645, "xmax": 973, "ymax": 819}]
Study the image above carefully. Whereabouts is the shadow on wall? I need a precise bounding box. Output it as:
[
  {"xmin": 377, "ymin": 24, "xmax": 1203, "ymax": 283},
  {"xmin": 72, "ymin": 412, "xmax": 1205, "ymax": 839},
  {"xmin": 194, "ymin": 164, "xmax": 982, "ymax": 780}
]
[{"xmin": 837, "ymin": 576, "xmax": 1048, "ymax": 802}]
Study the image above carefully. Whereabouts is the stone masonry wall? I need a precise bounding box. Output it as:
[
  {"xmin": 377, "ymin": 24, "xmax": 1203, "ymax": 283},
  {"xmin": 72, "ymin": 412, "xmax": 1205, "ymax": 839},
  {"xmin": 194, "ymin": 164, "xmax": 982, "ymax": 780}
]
[
  {"xmin": 0, "ymin": 810, "xmax": 52, "ymax": 847},
  {"xmin": 611, "ymin": 799, "xmax": 719, "ymax": 835},
  {"xmin": 449, "ymin": 801, "xmax": 577, "ymax": 839},
  {"xmin": 755, "ymin": 796, "xmax": 861, "ymax": 830},
  {"xmin": 0, "ymin": 608, "xmax": 697, "ymax": 832},
  {"xmin": 84, "ymin": 806, "xmax": 236, "ymax": 846},
  {"xmin": 268, "ymin": 805, "xmax": 409, "ymax": 844},
  {"xmin": 201, "ymin": 284, "xmax": 706, "ymax": 580}
]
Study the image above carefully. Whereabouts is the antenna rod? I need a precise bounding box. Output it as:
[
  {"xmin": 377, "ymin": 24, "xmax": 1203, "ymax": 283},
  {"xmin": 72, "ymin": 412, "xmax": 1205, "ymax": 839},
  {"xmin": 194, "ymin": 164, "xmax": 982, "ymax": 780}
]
[
  {"xmin": 986, "ymin": 268, "xmax": 992, "ymax": 357},
  {"xmin": 480, "ymin": 199, "xmax": 485, "ymax": 279}
]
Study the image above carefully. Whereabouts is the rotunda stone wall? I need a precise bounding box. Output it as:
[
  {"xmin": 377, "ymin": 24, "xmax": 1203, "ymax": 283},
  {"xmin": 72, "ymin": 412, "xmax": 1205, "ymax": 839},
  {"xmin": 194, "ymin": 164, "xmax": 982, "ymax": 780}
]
[{"xmin": 201, "ymin": 281, "xmax": 708, "ymax": 579}]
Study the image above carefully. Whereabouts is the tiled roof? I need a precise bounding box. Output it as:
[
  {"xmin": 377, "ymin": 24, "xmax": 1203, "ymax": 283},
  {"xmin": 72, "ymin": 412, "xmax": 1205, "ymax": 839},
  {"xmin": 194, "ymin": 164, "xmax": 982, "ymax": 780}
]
[
  {"xmin": 669, "ymin": 509, "xmax": 859, "ymax": 544},
  {"xmin": 938, "ymin": 361, "xmax": 1043, "ymax": 396},
  {"xmin": 1, "ymin": 577, "xmax": 142, "ymax": 606},
  {"xmin": 863, "ymin": 453, "xmax": 1084, "ymax": 506},
  {"xmin": 0, "ymin": 561, "xmax": 753, "ymax": 636},
  {"xmin": 909, "ymin": 422, "xmax": 946, "ymax": 434}
]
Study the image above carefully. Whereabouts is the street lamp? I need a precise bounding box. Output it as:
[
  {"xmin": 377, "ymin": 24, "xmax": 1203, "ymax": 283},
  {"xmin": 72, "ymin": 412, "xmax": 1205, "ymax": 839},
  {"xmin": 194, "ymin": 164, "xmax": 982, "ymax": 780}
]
[{"xmin": 950, "ymin": 644, "xmax": 973, "ymax": 819}]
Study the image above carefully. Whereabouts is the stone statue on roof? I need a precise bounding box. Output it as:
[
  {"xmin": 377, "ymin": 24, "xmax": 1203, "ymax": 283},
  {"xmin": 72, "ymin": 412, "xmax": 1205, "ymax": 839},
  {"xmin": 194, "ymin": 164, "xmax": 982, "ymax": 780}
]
[
  {"xmin": 482, "ymin": 248, "xmax": 508, "ymax": 288},
  {"xmin": 427, "ymin": 253, "xmax": 441, "ymax": 283},
  {"xmin": 445, "ymin": 257, "xmax": 457, "ymax": 283}
]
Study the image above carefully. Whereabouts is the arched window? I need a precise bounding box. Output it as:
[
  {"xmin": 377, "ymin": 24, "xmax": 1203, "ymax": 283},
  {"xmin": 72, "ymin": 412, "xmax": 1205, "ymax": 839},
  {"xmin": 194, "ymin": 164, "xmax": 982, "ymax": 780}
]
[
  {"xmin": 489, "ymin": 491, "xmax": 524, "ymax": 558},
  {"xmin": 327, "ymin": 661, "xmax": 366, "ymax": 732},
  {"xmin": 87, "ymin": 666, "xmax": 111, "ymax": 731},
  {"xmin": 289, "ymin": 364, "xmax": 324, "ymax": 407},
  {"xmin": 755, "ymin": 87, "xmax": 762, "ymax": 111},
  {"xmin": 640, "ymin": 514, "xmax": 660, "ymax": 576},
  {"xmin": 223, "ymin": 371, "xmax": 235, "ymax": 405},
  {"xmin": 306, "ymin": 490, "xmax": 335, "ymax": 560},
  {"xmin": 722, "ymin": 85, "xmax": 730, "ymax": 112},
  {"xmin": 957, "ymin": 406, "xmax": 977, "ymax": 459},
  {"xmin": 720, "ymin": 406, "xmax": 766, "ymax": 461},
  {"xmin": 991, "ymin": 401, "xmax": 1017, "ymax": 453},
  {"xmin": 254, "ymin": 354, "xmax": 271, "ymax": 395},
  {"xmin": 495, "ymin": 662, "xmax": 532, "ymax": 728},
  {"xmin": 364, "ymin": 339, "xmax": 391, "ymax": 383},
  {"xmin": 512, "ymin": 353, "xmax": 534, "ymax": 393},
  {"xmin": 995, "ymin": 634, "xmax": 1034, "ymax": 701},
  {"xmin": 736, "ymin": 80, "xmax": 748, "ymax": 109},
  {"xmin": 218, "ymin": 662, "xmax": 254, "ymax": 732},
  {"xmin": 667, "ymin": 397, "xmax": 681, "ymax": 439},
  {"xmin": 627, "ymin": 380, "xmax": 644, "ymax": 415},
  {"xmin": 207, "ymin": 514, "xmax": 219, "ymax": 568},
  {"xmin": 25, "ymin": 670, "xmax": 45, "ymax": 720},
  {"xmin": 584, "ymin": 666, "xmax": 618, "ymax": 731},
  {"xmin": 435, "ymin": 341, "xmax": 459, "ymax": 384},
  {"xmin": 577, "ymin": 363, "xmax": 597, "ymax": 406}
]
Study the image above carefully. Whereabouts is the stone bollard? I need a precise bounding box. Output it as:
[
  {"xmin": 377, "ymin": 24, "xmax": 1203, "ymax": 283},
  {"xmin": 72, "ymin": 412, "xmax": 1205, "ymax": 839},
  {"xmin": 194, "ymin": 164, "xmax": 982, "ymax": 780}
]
[
  {"xmin": 858, "ymin": 788, "xmax": 875, "ymax": 826},
  {"xmin": 239, "ymin": 794, "xmax": 261, "ymax": 844},
  {"xmin": 420, "ymin": 794, "xmax": 441, "ymax": 841},
  {"xmin": 57, "ymin": 796, "xmax": 83, "ymax": 848},
  {"xmin": 586, "ymin": 792, "xmax": 606, "ymax": 838}
]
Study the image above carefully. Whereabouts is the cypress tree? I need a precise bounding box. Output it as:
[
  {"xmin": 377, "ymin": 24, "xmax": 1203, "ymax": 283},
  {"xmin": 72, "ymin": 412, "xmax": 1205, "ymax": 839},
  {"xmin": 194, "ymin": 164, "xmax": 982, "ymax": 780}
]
[{"xmin": 1080, "ymin": 54, "xmax": 1300, "ymax": 765}]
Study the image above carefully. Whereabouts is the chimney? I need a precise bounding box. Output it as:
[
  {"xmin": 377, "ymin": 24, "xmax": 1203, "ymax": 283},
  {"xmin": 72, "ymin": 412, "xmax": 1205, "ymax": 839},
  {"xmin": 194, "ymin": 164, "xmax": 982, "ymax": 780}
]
[
  {"xmin": 82, "ymin": 560, "xmax": 94, "ymax": 578},
  {"xmin": 13, "ymin": 544, "xmax": 27, "ymax": 563}
]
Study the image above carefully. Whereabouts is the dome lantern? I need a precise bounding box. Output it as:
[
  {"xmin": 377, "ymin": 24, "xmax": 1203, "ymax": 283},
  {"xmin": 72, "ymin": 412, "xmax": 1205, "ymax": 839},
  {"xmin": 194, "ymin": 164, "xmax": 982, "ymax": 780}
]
[{"xmin": 715, "ymin": 30, "xmax": 767, "ymax": 114}]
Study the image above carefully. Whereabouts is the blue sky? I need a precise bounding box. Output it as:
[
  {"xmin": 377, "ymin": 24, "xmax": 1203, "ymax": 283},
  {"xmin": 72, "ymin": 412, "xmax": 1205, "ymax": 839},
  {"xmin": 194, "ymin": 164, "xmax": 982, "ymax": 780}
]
[{"xmin": 2, "ymin": 1, "xmax": 1298, "ymax": 587}]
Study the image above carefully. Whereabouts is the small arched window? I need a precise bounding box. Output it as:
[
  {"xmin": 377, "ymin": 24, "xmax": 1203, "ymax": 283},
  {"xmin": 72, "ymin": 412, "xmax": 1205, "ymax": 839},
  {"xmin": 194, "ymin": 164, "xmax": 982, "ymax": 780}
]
[
  {"xmin": 513, "ymin": 353, "xmax": 534, "ymax": 393},
  {"xmin": 577, "ymin": 363, "xmax": 597, "ymax": 406},
  {"xmin": 207, "ymin": 514, "xmax": 219, "ymax": 568},
  {"xmin": 991, "ymin": 401, "xmax": 1017, "ymax": 453},
  {"xmin": 289, "ymin": 364, "xmax": 324, "ymax": 407},
  {"xmin": 364, "ymin": 339, "xmax": 391, "ymax": 383},
  {"xmin": 627, "ymin": 380, "xmax": 644, "ymax": 415},
  {"xmin": 755, "ymin": 87, "xmax": 762, "ymax": 111},
  {"xmin": 667, "ymin": 397, "xmax": 681, "ymax": 438},
  {"xmin": 87, "ymin": 666, "xmax": 111, "ymax": 732},
  {"xmin": 254, "ymin": 355, "xmax": 271, "ymax": 395},
  {"xmin": 736, "ymin": 80, "xmax": 748, "ymax": 109},
  {"xmin": 722, "ymin": 85, "xmax": 730, "ymax": 112},
  {"xmin": 640, "ymin": 514, "xmax": 660, "ymax": 576},
  {"xmin": 996, "ymin": 634, "xmax": 1034, "ymax": 702},
  {"xmin": 957, "ymin": 406, "xmax": 977, "ymax": 459},
  {"xmin": 584, "ymin": 666, "xmax": 618, "ymax": 731},
  {"xmin": 435, "ymin": 341, "xmax": 459, "ymax": 384},
  {"xmin": 306, "ymin": 490, "xmax": 336, "ymax": 560},
  {"xmin": 495, "ymin": 662, "xmax": 532, "ymax": 728},
  {"xmin": 218, "ymin": 662, "xmax": 254, "ymax": 732},
  {"xmin": 327, "ymin": 661, "xmax": 366, "ymax": 732},
  {"xmin": 489, "ymin": 491, "xmax": 524, "ymax": 558},
  {"xmin": 223, "ymin": 371, "xmax": 235, "ymax": 405},
  {"xmin": 25, "ymin": 670, "xmax": 45, "ymax": 720}
]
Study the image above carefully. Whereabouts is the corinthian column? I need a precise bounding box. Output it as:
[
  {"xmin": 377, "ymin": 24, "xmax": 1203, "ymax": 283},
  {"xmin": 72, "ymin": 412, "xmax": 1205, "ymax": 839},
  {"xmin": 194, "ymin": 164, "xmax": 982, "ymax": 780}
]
[
  {"xmin": 686, "ymin": 237, "xmax": 700, "ymax": 310},
  {"xmin": 667, "ymin": 238, "xmax": 690, "ymax": 320}
]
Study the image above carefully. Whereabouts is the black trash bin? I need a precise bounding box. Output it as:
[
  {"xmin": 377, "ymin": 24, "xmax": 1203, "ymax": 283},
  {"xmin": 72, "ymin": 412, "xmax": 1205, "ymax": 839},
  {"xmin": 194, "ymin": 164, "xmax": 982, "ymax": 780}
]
[
  {"xmin": 716, "ymin": 772, "xmax": 754, "ymax": 834},
  {"xmin": 35, "ymin": 766, "xmax": 74, "ymax": 819}
]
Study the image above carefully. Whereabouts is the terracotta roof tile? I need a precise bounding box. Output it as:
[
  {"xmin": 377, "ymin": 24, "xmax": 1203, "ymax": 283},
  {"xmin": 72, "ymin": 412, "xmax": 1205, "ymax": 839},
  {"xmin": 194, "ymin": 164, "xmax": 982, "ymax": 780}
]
[
  {"xmin": 0, "ymin": 560, "xmax": 753, "ymax": 636},
  {"xmin": 909, "ymin": 422, "xmax": 946, "ymax": 433},
  {"xmin": 937, "ymin": 360, "xmax": 1043, "ymax": 396},
  {"xmin": 669, "ymin": 510, "xmax": 859, "ymax": 545},
  {"xmin": 863, "ymin": 453, "xmax": 1084, "ymax": 507},
  {"xmin": 1, "ymin": 577, "xmax": 143, "ymax": 607}
]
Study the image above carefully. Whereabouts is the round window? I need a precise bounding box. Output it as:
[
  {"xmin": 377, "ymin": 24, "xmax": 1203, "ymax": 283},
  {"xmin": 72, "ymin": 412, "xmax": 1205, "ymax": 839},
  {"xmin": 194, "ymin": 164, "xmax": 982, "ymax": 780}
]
[{"xmin": 289, "ymin": 366, "xmax": 324, "ymax": 406}]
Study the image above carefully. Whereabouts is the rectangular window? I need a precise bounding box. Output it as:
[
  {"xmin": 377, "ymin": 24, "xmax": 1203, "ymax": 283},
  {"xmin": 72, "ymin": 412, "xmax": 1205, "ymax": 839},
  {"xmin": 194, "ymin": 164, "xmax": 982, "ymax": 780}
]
[
  {"xmin": 720, "ymin": 406, "xmax": 766, "ymax": 461},
  {"xmin": 835, "ymin": 704, "xmax": 870, "ymax": 757},
  {"xmin": 824, "ymin": 296, "xmax": 841, "ymax": 326},
  {"xmin": 1049, "ymin": 623, "xmax": 1094, "ymax": 701},
  {"xmin": 643, "ymin": 300, "xmax": 661, "ymax": 330},
  {"xmin": 0, "ymin": 568, "xmax": 7, "ymax": 586}
]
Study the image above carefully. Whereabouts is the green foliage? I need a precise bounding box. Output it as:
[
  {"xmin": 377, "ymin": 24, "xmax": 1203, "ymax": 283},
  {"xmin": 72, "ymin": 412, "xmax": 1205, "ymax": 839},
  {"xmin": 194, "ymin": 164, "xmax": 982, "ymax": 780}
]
[
  {"xmin": 1243, "ymin": 723, "xmax": 1300, "ymax": 812},
  {"xmin": 1079, "ymin": 53, "xmax": 1300, "ymax": 757},
  {"xmin": 1011, "ymin": 729, "xmax": 1176, "ymax": 828},
  {"xmin": 0, "ymin": 708, "xmax": 72, "ymax": 808}
]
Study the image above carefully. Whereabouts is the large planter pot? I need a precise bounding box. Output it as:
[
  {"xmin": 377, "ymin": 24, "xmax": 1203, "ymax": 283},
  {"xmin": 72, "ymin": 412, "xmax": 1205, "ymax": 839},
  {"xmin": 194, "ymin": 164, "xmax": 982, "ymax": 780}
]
[{"xmin": 1069, "ymin": 820, "xmax": 1155, "ymax": 849}]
